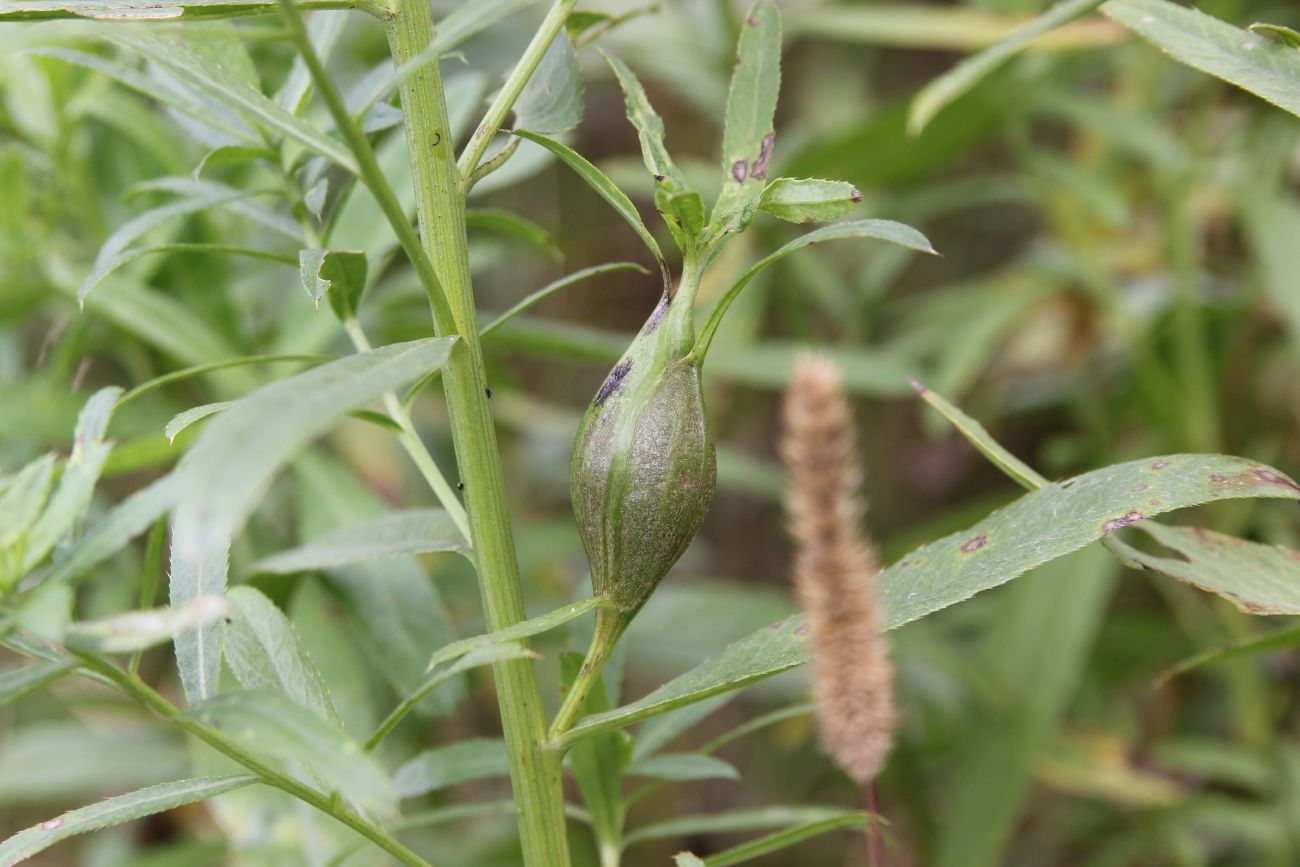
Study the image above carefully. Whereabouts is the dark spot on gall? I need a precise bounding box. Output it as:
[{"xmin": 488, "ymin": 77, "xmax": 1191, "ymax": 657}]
[
  {"xmin": 959, "ymin": 535, "xmax": 987, "ymax": 554},
  {"xmin": 457, "ymin": 482, "xmax": 465, "ymax": 491},
  {"xmin": 747, "ymin": 14, "xmax": 757, "ymax": 25},
  {"xmin": 654, "ymin": 174, "xmax": 665, "ymax": 182},
  {"xmin": 1102, "ymin": 511, "xmax": 1145, "ymax": 534},
  {"xmin": 485, "ymin": 388, "xmax": 493, "ymax": 399},
  {"xmin": 752, "ymin": 133, "xmax": 775, "ymax": 180},
  {"xmin": 731, "ymin": 159, "xmax": 747, "ymax": 183},
  {"xmin": 595, "ymin": 358, "xmax": 634, "ymax": 406},
  {"xmin": 1209, "ymin": 474, "xmax": 1227, "ymax": 483},
  {"xmin": 646, "ymin": 292, "xmax": 669, "ymax": 331}
]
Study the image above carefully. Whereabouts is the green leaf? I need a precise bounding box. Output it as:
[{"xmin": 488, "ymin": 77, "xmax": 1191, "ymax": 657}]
[
  {"xmin": 165, "ymin": 403, "xmax": 232, "ymax": 443},
  {"xmin": 558, "ymin": 614, "xmax": 810, "ymax": 747},
  {"xmin": 0, "ymin": 0, "xmax": 369, "ymax": 19},
  {"xmin": 22, "ymin": 388, "xmax": 120, "ymax": 573},
  {"xmin": 1114, "ymin": 523, "xmax": 1300, "ymax": 615},
  {"xmin": 0, "ymin": 659, "xmax": 75, "ymax": 709},
  {"xmin": 116, "ymin": 354, "xmax": 327, "ymax": 409},
  {"xmin": 632, "ymin": 694, "xmax": 734, "ymax": 761},
  {"xmin": 627, "ymin": 806, "xmax": 862, "ymax": 848},
  {"xmin": 465, "ymin": 208, "xmax": 562, "ymax": 261},
  {"xmin": 82, "ymin": 244, "xmax": 296, "ymax": 306},
  {"xmin": 513, "ymin": 30, "xmax": 584, "ymax": 134},
  {"xmin": 426, "ymin": 596, "xmax": 606, "ymax": 672},
  {"xmin": 64, "ymin": 595, "xmax": 228, "ymax": 654},
  {"xmin": 1102, "ymin": 0, "xmax": 1300, "ymax": 119},
  {"xmin": 756, "ymin": 177, "xmax": 863, "ymax": 223},
  {"xmin": 393, "ymin": 739, "xmax": 510, "ymax": 798},
  {"xmin": 701, "ymin": 812, "xmax": 866, "ymax": 866},
  {"xmin": 72, "ymin": 277, "xmax": 237, "ymax": 367},
  {"xmin": 0, "ymin": 775, "xmax": 257, "ymax": 866},
  {"xmin": 169, "ymin": 529, "xmax": 228, "ymax": 706},
  {"xmin": 1250, "ymin": 23, "xmax": 1300, "ymax": 49},
  {"xmin": 173, "ymin": 338, "xmax": 455, "ymax": 558},
  {"xmin": 30, "ymin": 46, "xmax": 253, "ymax": 145},
  {"xmin": 910, "ymin": 0, "xmax": 1106, "ymax": 134},
  {"xmin": 602, "ymin": 51, "xmax": 701, "ymax": 248},
  {"xmin": 0, "ymin": 454, "xmax": 55, "ymax": 549},
  {"xmin": 710, "ymin": 0, "xmax": 782, "ymax": 240},
  {"xmin": 224, "ymin": 586, "xmax": 339, "ymax": 724},
  {"xmin": 0, "ymin": 722, "xmax": 188, "ymax": 804},
  {"xmin": 913, "ymin": 382, "xmax": 1047, "ymax": 489},
  {"xmin": 626, "ymin": 752, "xmax": 739, "ymax": 782},
  {"xmin": 109, "ymin": 32, "xmax": 361, "ymax": 172},
  {"xmin": 298, "ymin": 248, "xmax": 367, "ymax": 319},
  {"xmin": 479, "ymin": 262, "xmax": 649, "ymax": 339},
  {"xmin": 562, "ymin": 454, "xmax": 1300, "ymax": 743},
  {"xmin": 512, "ymin": 130, "xmax": 669, "ymax": 289},
  {"xmin": 693, "ymin": 219, "xmax": 936, "ymax": 362},
  {"xmin": 185, "ymin": 689, "xmax": 395, "ymax": 817},
  {"xmin": 254, "ymin": 509, "xmax": 469, "ymax": 574},
  {"xmin": 1157, "ymin": 622, "xmax": 1300, "ymax": 686},
  {"xmin": 294, "ymin": 452, "xmax": 461, "ymax": 719}
]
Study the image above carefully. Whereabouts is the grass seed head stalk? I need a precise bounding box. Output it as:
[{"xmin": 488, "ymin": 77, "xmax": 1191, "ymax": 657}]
[{"xmin": 780, "ymin": 356, "xmax": 897, "ymax": 786}]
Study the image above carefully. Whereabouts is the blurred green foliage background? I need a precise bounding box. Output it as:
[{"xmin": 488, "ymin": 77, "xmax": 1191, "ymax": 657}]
[{"xmin": 4, "ymin": 0, "xmax": 1300, "ymax": 864}]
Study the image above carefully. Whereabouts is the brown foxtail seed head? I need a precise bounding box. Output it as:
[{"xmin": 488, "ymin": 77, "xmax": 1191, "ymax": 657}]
[{"xmin": 780, "ymin": 356, "xmax": 897, "ymax": 785}]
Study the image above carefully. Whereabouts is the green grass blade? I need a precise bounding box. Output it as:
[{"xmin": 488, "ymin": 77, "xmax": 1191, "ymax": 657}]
[{"xmin": 254, "ymin": 509, "xmax": 469, "ymax": 574}]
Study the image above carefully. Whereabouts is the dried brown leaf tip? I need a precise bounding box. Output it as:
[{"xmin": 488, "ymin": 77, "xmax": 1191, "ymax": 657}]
[{"xmin": 780, "ymin": 356, "xmax": 897, "ymax": 785}]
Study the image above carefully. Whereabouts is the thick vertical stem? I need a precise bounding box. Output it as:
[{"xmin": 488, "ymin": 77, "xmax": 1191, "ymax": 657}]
[{"xmin": 383, "ymin": 4, "xmax": 571, "ymax": 864}]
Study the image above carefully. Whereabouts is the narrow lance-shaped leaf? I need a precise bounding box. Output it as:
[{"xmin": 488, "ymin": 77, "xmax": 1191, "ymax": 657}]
[
  {"xmin": 910, "ymin": 0, "xmax": 1106, "ymax": 134},
  {"xmin": 628, "ymin": 806, "xmax": 859, "ymax": 848},
  {"xmin": 172, "ymin": 337, "xmax": 455, "ymax": 558},
  {"xmin": 64, "ymin": 595, "xmax": 228, "ymax": 654},
  {"xmin": 109, "ymin": 32, "xmax": 361, "ymax": 172},
  {"xmin": 511, "ymin": 130, "xmax": 669, "ymax": 290},
  {"xmin": 394, "ymin": 739, "xmax": 511, "ymax": 798},
  {"xmin": 602, "ymin": 51, "xmax": 703, "ymax": 247},
  {"xmin": 183, "ymin": 689, "xmax": 396, "ymax": 818},
  {"xmin": 1250, "ymin": 23, "xmax": 1300, "ymax": 49},
  {"xmin": 0, "ymin": 455, "xmax": 55, "ymax": 549},
  {"xmin": 559, "ymin": 454, "xmax": 1300, "ymax": 744},
  {"xmin": 710, "ymin": 0, "xmax": 783, "ymax": 240},
  {"xmin": 1102, "ymin": 0, "xmax": 1300, "ymax": 120},
  {"xmin": 0, "ymin": 0, "xmax": 374, "ymax": 20},
  {"xmin": 513, "ymin": 30, "xmax": 584, "ymax": 134},
  {"xmin": 21, "ymin": 388, "xmax": 121, "ymax": 573},
  {"xmin": 169, "ymin": 528, "xmax": 228, "ymax": 705},
  {"xmin": 165, "ymin": 403, "xmax": 232, "ymax": 443},
  {"xmin": 224, "ymin": 586, "xmax": 340, "ymax": 724},
  {"xmin": 702, "ymin": 813, "xmax": 867, "ymax": 867},
  {"xmin": 255, "ymin": 509, "xmax": 469, "ymax": 575},
  {"xmin": 0, "ymin": 659, "xmax": 76, "ymax": 709},
  {"xmin": 693, "ymin": 219, "xmax": 937, "ymax": 363},
  {"xmin": 757, "ymin": 178, "xmax": 863, "ymax": 223},
  {"xmin": 0, "ymin": 776, "xmax": 258, "ymax": 866},
  {"xmin": 298, "ymin": 249, "xmax": 367, "ymax": 319}
]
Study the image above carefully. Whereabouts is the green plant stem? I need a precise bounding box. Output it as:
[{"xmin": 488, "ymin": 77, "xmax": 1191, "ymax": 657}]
[
  {"xmin": 384, "ymin": 2, "xmax": 571, "ymax": 864},
  {"xmin": 548, "ymin": 607, "xmax": 627, "ymax": 743},
  {"xmin": 73, "ymin": 653, "xmax": 432, "ymax": 867},
  {"xmin": 456, "ymin": 0, "xmax": 577, "ymax": 183},
  {"xmin": 342, "ymin": 317, "xmax": 471, "ymax": 540}
]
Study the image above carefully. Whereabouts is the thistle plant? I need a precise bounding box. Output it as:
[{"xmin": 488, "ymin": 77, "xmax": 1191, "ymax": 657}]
[{"xmin": 2, "ymin": 1, "xmax": 1300, "ymax": 866}]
